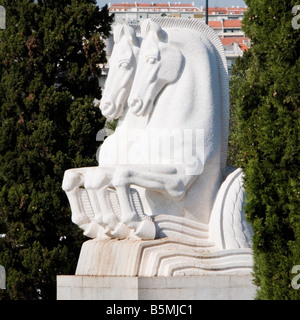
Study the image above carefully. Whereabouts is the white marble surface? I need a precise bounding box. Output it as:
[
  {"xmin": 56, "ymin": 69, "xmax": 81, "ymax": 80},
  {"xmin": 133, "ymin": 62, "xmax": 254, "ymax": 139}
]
[{"xmin": 57, "ymin": 274, "xmax": 256, "ymax": 300}]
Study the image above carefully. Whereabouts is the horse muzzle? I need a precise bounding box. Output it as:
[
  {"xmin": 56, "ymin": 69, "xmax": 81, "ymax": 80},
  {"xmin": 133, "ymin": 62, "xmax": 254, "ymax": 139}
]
[
  {"xmin": 128, "ymin": 97, "xmax": 143, "ymax": 115},
  {"xmin": 100, "ymin": 101, "xmax": 117, "ymax": 119}
]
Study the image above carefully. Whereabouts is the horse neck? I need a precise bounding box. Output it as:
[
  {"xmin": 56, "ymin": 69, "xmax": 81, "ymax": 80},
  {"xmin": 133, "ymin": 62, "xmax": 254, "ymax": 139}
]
[
  {"xmin": 149, "ymin": 38, "xmax": 221, "ymax": 129},
  {"xmin": 117, "ymin": 106, "xmax": 149, "ymax": 133}
]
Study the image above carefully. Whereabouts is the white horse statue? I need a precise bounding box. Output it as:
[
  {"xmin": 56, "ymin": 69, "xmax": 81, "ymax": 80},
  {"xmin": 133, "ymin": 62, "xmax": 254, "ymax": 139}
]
[{"xmin": 62, "ymin": 18, "xmax": 253, "ymax": 277}]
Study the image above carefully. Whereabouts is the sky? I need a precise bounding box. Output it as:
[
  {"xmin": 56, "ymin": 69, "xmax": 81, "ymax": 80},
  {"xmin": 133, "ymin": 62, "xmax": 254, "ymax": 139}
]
[{"xmin": 96, "ymin": 0, "xmax": 247, "ymax": 9}]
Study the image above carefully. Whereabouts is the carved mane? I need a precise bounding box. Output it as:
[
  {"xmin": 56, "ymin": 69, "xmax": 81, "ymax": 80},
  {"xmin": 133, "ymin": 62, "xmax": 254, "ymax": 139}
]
[{"xmin": 151, "ymin": 17, "xmax": 230, "ymax": 179}]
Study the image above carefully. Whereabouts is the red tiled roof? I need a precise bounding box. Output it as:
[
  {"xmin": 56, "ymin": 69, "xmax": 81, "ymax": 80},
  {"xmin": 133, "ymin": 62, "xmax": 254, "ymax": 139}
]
[
  {"xmin": 171, "ymin": 4, "xmax": 194, "ymax": 7},
  {"xmin": 221, "ymin": 37, "xmax": 249, "ymax": 46},
  {"xmin": 110, "ymin": 3, "xmax": 200, "ymax": 12},
  {"xmin": 204, "ymin": 7, "xmax": 247, "ymax": 14},
  {"xmin": 204, "ymin": 7, "xmax": 226, "ymax": 14},
  {"xmin": 227, "ymin": 7, "xmax": 247, "ymax": 12},
  {"xmin": 239, "ymin": 44, "xmax": 248, "ymax": 52},
  {"xmin": 208, "ymin": 21, "xmax": 222, "ymax": 28},
  {"xmin": 221, "ymin": 38, "xmax": 250, "ymax": 51},
  {"xmin": 111, "ymin": 3, "xmax": 196, "ymax": 8},
  {"xmin": 149, "ymin": 3, "xmax": 169, "ymax": 7},
  {"xmin": 223, "ymin": 20, "xmax": 242, "ymax": 28},
  {"xmin": 111, "ymin": 3, "xmax": 135, "ymax": 7},
  {"xmin": 110, "ymin": 4, "xmax": 247, "ymax": 15}
]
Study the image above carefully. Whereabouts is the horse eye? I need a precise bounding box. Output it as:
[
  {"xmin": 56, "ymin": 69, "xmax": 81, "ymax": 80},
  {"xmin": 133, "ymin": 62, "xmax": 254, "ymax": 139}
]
[
  {"xmin": 147, "ymin": 57, "xmax": 157, "ymax": 64},
  {"xmin": 119, "ymin": 61, "xmax": 129, "ymax": 69}
]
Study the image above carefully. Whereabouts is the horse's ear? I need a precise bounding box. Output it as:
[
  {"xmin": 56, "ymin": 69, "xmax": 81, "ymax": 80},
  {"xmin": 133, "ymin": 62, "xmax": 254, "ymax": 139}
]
[
  {"xmin": 141, "ymin": 19, "xmax": 167, "ymax": 42},
  {"xmin": 114, "ymin": 24, "xmax": 139, "ymax": 46},
  {"xmin": 123, "ymin": 24, "xmax": 139, "ymax": 46},
  {"xmin": 113, "ymin": 24, "xmax": 125, "ymax": 44}
]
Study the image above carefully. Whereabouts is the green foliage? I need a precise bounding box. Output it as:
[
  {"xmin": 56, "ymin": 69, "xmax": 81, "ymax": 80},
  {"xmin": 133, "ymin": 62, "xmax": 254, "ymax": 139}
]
[
  {"xmin": 0, "ymin": 0, "xmax": 113, "ymax": 299},
  {"xmin": 230, "ymin": 0, "xmax": 300, "ymax": 299}
]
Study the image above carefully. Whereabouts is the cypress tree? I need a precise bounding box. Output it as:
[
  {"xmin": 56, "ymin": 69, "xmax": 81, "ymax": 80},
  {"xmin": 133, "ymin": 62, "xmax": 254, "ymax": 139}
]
[
  {"xmin": 0, "ymin": 0, "xmax": 113, "ymax": 299},
  {"xmin": 230, "ymin": 0, "xmax": 300, "ymax": 299}
]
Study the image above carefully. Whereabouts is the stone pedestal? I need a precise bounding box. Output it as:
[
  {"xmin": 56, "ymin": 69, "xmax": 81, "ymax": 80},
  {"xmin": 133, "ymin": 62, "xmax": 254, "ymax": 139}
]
[
  {"xmin": 58, "ymin": 17, "xmax": 257, "ymax": 302},
  {"xmin": 57, "ymin": 274, "xmax": 256, "ymax": 300},
  {"xmin": 57, "ymin": 237, "xmax": 255, "ymax": 300}
]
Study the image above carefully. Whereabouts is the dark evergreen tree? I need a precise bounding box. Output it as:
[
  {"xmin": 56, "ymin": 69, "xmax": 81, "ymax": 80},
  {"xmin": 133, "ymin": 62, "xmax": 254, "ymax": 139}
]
[
  {"xmin": 0, "ymin": 0, "xmax": 113, "ymax": 299},
  {"xmin": 230, "ymin": 0, "xmax": 300, "ymax": 299}
]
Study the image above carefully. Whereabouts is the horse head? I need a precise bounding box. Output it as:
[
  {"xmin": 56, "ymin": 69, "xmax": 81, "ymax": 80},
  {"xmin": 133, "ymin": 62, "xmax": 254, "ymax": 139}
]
[
  {"xmin": 128, "ymin": 20, "xmax": 184, "ymax": 117},
  {"xmin": 100, "ymin": 24, "xmax": 140, "ymax": 121}
]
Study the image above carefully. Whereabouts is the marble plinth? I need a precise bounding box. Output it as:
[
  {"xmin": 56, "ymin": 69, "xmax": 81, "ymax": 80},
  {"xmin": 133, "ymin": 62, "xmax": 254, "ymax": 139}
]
[{"xmin": 57, "ymin": 274, "xmax": 256, "ymax": 300}]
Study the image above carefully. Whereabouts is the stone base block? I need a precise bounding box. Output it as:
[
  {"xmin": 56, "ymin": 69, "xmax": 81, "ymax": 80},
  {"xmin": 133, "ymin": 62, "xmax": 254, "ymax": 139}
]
[{"xmin": 57, "ymin": 275, "xmax": 256, "ymax": 300}]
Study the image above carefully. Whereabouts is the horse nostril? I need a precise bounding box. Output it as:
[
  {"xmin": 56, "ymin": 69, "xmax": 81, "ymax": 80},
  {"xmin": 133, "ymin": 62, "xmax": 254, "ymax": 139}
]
[
  {"xmin": 129, "ymin": 98, "xmax": 143, "ymax": 114},
  {"xmin": 100, "ymin": 101, "xmax": 116, "ymax": 119}
]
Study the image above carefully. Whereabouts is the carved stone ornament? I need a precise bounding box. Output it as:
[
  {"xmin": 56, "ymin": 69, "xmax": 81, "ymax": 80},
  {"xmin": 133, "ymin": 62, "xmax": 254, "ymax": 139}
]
[{"xmin": 62, "ymin": 18, "xmax": 253, "ymax": 277}]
